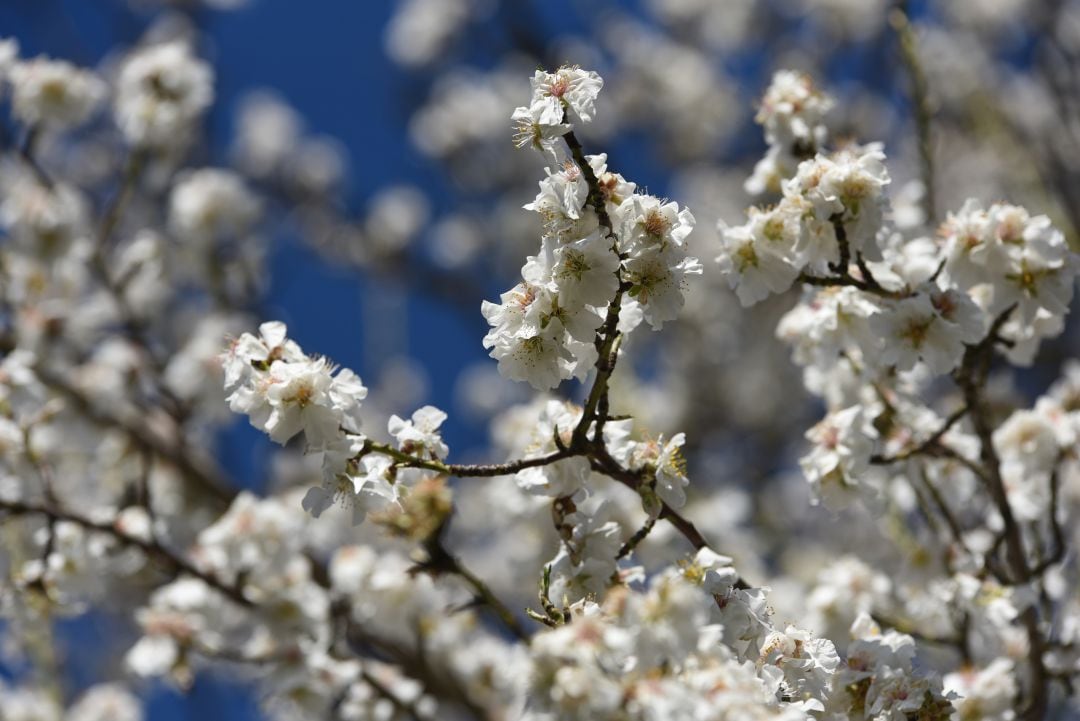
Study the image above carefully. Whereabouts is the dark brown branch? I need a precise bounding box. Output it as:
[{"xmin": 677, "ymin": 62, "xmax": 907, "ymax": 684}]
[
  {"xmin": 871, "ymin": 404, "xmax": 968, "ymax": 464},
  {"xmin": 415, "ymin": 521, "xmax": 529, "ymax": 642},
  {"xmin": 952, "ymin": 305, "xmax": 1049, "ymax": 721},
  {"xmin": 800, "ymin": 216, "xmax": 907, "ymax": 299},
  {"xmin": 916, "ymin": 466, "xmax": 975, "ymax": 564},
  {"xmin": 561, "ymin": 127, "xmax": 627, "ymax": 449},
  {"xmin": 616, "ymin": 515, "xmax": 657, "ymax": 560},
  {"xmin": 364, "ymin": 439, "xmax": 576, "ymax": 479}
]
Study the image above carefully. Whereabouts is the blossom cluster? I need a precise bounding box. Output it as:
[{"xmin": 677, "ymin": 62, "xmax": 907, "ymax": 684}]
[
  {"xmin": 715, "ymin": 68, "xmax": 1080, "ymax": 721},
  {"xmin": 223, "ymin": 321, "xmax": 458, "ymax": 525},
  {"xmin": 485, "ymin": 66, "xmax": 702, "ymax": 389},
  {"xmin": 528, "ymin": 554, "xmax": 953, "ymax": 721},
  {"xmin": 746, "ymin": 70, "xmax": 834, "ymax": 196}
]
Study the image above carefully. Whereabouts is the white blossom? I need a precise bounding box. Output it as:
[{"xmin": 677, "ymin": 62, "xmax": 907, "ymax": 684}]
[
  {"xmin": 169, "ymin": 168, "xmax": 260, "ymax": 242},
  {"xmin": 9, "ymin": 57, "xmax": 105, "ymax": 128},
  {"xmin": 528, "ymin": 66, "xmax": 604, "ymax": 125},
  {"xmin": 800, "ymin": 406, "xmax": 879, "ymax": 508},
  {"xmin": 114, "ymin": 41, "xmax": 213, "ymax": 146}
]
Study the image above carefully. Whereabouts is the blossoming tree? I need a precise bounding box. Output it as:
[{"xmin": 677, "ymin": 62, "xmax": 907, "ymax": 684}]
[{"xmin": 0, "ymin": 2, "xmax": 1079, "ymax": 721}]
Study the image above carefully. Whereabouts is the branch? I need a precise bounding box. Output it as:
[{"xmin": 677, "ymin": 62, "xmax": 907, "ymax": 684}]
[
  {"xmin": 587, "ymin": 446, "xmax": 750, "ymax": 589},
  {"xmin": 870, "ymin": 404, "xmax": 968, "ymax": 464},
  {"xmin": 415, "ymin": 521, "xmax": 529, "ymax": 642},
  {"xmin": 1029, "ymin": 457, "xmax": 1067, "ymax": 578},
  {"xmin": 33, "ymin": 364, "xmax": 234, "ymax": 503},
  {"xmin": 616, "ymin": 515, "xmax": 657, "ymax": 560},
  {"xmin": 890, "ymin": 3, "xmax": 937, "ymax": 223},
  {"xmin": 0, "ymin": 497, "xmax": 252, "ymax": 608},
  {"xmin": 15, "ymin": 124, "xmax": 55, "ymax": 188},
  {"xmin": 359, "ymin": 667, "xmax": 432, "ymax": 721},
  {"xmin": 561, "ymin": 127, "xmax": 627, "ymax": 448},
  {"xmin": 915, "ymin": 465, "xmax": 976, "ymax": 564},
  {"xmin": 954, "ymin": 306, "xmax": 1026, "ymax": 583},
  {"xmin": 952, "ymin": 305, "xmax": 1050, "ymax": 721},
  {"xmin": 363, "ymin": 439, "xmax": 576, "ymax": 479}
]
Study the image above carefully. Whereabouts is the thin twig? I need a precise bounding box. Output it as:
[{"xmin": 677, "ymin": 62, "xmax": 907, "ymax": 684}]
[
  {"xmin": 952, "ymin": 305, "xmax": 1049, "ymax": 721},
  {"xmin": 616, "ymin": 515, "xmax": 657, "ymax": 560},
  {"xmin": 871, "ymin": 404, "xmax": 968, "ymax": 464},
  {"xmin": 415, "ymin": 521, "xmax": 529, "ymax": 642},
  {"xmin": 363, "ymin": 439, "xmax": 575, "ymax": 479}
]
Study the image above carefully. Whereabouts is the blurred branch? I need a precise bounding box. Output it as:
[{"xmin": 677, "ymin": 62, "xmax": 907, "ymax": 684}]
[
  {"xmin": 0, "ymin": 497, "xmax": 252, "ymax": 608},
  {"xmin": 890, "ymin": 3, "xmax": 937, "ymax": 223},
  {"xmin": 33, "ymin": 364, "xmax": 234, "ymax": 504}
]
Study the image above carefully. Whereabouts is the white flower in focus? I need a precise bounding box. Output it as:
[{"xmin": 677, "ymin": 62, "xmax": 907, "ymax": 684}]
[
  {"xmin": 941, "ymin": 200, "xmax": 1078, "ymax": 333},
  {"xmin": 388, "ymin": 405, "xmax": 449, "ymax": 460},
  {"xmin": 940, "ymin": 198, "xmax": 999, "ymax": 289},
  {"xmin": 114, "ymin": 41, "xmax": 213, "ymax": 147},
  {"xmin": 618, "ymin": 194, "xmax": 695, "ymax": 254},
  {"xmin": 481, "ymin": 282, "xmax": 590, "ymax": 389},
  {"xmin": 303, "ymin": 444, "xmax": 398, "ymax": 525},
  {"xmin": 260, "ymin": 358, "xmax": 359, "ymax": 446},
  {"xmin": 870, "ymin": 288, "xmax": 983, "ymax": 375},
  {"xmin": 9, "ymin": 57, "xmax": 105, "ymax": 128},
  {"xmin": 623, "ymin": 250, "xmax": 703, "ymax": 329},
  {"xmin": 514, "ymin": 400, "xmax": 591, "ymax": 497},
  {"xmin": 818, "ymin": 144, "xmax": 890, "ymax": 257},
  {"xmin": 757, "ymin": 626, "xmax": 839, "ymax": 713},
  {"xmin": 864, "ymin": 668, "xmax": 937, "ymax": 719},
  {"xmin": 783, "ymin": 144, "xmax": 891, "ymax": 263},
  {"xmin": 548, "ymin": 506, "xmax": 622, "ymax": 604},
  {"xmin": 999, "ymin": 241, "xmax": 1078, "ymax": 324},
  {"xmin": 550, "ymin": 232, "xmax": 621, "ymax": 309},
  {"xmin": 223, "ymin": 322, "xmax": 367, "ymax": 448},
  {"xmin": 627, "ymin": 432, "xmax": 690, "ymax": 511},
  {"xmin": 221, "ymin": 320, "xmax": 304, "ymax": 390},
  {"xmin": 618, "ymin": 195, "xmax": 701, "ymax": 329},
  {"xmin": 524, "ymin": 160, "xmax": 592, "ymax": 235},
  {"xmin": 524, "ymin": 161, "xmax": 599, "ymax": 241},
  {"xmin": 591, "ymin": 154, "xmax": 637, "ymax": 212},
  {"xmin": 529, "ymin": 65, "xmax": 604, "ymax": 125},
  {"xmin": 681, "ymin": 547, "xmax": 739, "ymax": 595},
  {"xmin": 511, "ymin": 102, "xmax": 570, "ymax": 154}
]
